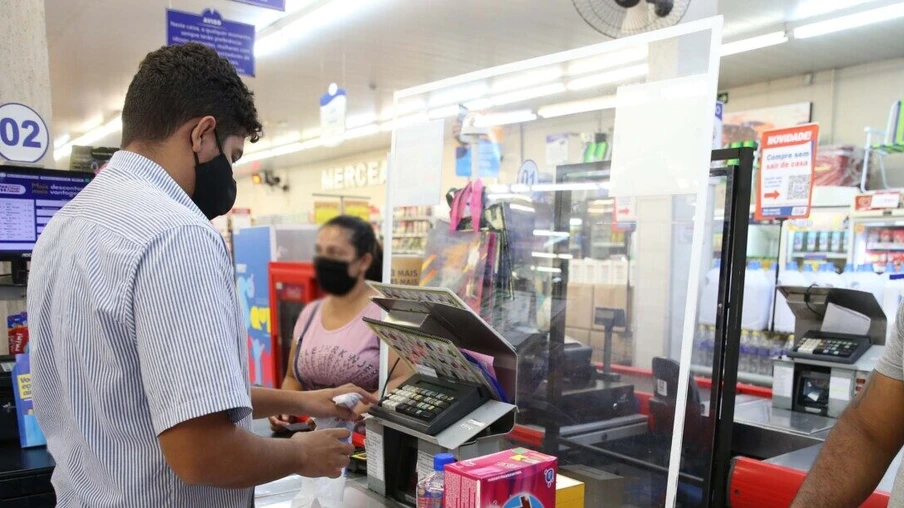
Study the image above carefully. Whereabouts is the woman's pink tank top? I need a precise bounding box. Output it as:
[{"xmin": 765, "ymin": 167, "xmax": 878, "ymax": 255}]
[{"xmin": 292, "ymin": 301, "xmax": 381, "ymax": 392}]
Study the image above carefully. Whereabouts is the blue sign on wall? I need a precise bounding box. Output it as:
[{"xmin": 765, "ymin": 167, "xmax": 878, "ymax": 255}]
[
  {"xmin": 166, "ymin": 9, "xmax": 256, "ymax": 77},
  {"xmin": 233, "ymin": 226, "xmax": 274, "ymax": 387},
  {"xmin": 454, "ymin": 140, "xmax": 502, "ymax": 178},
  {"xmin": 231, "ymin": 0, "xmax": 286, "ymax": 10}
]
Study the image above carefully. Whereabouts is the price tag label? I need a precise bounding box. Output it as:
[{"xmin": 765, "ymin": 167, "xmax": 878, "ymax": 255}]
[{"xmin": 0, "ymin": 103, "xmax": 49, "ymax": 163}]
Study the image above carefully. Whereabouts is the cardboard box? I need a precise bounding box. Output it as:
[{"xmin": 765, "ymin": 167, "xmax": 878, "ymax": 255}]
[
  {"xmin": 556, "ymin": 474, "xmax": 585, "ymax": 508},
  {"xmin": 561, "ymin": 464, "xmax": 625, "ymax": 508},
  {"xmin": 390, "ymin": 256, "xmax": 422, "ymax": 286},
  {"xmin": 445, "ymin": 448, "xmax": 558, "ymax": 508},
  {"xmin": 566, "ymin": 327, "xmax": 591, "ymax": 346},
  {"xmin": 566, "ymin": 284, "xmax": 594, "ymax": 330}
]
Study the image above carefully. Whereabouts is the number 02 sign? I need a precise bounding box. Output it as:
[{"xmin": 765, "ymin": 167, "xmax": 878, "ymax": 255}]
[{"xmin": 0, "ymin": 103, "xmax": 49, "ymax": 164}]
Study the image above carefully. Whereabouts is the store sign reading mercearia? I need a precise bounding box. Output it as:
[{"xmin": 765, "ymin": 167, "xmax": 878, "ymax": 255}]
[{"xmin": 321, "ymin": 160, "xmax": 387, "ymax": 190}]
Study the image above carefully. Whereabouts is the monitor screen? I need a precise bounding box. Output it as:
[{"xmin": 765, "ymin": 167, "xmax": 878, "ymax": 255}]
[{"xmin": 0, "ymin": 166, "xmax": 94, "ymax": 256}]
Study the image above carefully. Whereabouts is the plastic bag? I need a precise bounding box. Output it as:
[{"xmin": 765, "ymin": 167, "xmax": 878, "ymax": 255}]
[{"xmin": 290, "ymin": 475, "xmax": 347, "ymax": 508}]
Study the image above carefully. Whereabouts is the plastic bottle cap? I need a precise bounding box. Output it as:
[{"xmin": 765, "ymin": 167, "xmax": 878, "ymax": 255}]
[{"xmin": 434, "ymin": 453, "xmax": 456, "ymax": 471}]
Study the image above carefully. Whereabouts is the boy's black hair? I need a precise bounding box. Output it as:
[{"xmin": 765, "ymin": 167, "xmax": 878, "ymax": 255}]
[{"xmin": 121, "ymin": 43, "xmax": 263, "ymax": 147}]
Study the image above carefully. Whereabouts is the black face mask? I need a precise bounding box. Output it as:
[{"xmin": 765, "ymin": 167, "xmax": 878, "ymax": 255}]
[
  {"xmin": 191, "ymin": 129, "xmax": 237, "ymax": 220},
  {"xmin": 314, "ymin": 257, "xmax": 359, "ymax": 296}
]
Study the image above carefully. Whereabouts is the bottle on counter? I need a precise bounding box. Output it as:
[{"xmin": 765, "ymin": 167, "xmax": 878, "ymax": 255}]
[{"xmin": 417, "ymin": 453, "xmax": 456, "ymax": 508}]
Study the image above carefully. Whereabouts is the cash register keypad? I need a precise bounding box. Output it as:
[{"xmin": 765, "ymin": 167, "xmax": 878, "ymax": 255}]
[
  {"xmin": 795, "ymin": 338, "xmax": 857, "ymax": 357},
  {"xmin": 381, "ymin": 386, "xmax": 455, "ymax": 422}
]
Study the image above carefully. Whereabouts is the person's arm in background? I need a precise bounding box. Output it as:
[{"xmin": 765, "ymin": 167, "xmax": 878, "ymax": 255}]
[
  {"xmin": 135, "ymin": 226, "xmax": 353, "ymax": 487},
  {"xmin": 269, "ymin": 325, "xmax": 306, "ymax": 431},
  {"xmin": 791, "ymin": 371, "xmax": 904, "ymax": 506},
  {"xmin": 793, "ymin": 303, "xmax": 904, "ymax": 508}
]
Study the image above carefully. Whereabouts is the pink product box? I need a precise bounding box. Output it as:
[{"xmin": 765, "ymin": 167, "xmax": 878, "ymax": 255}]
[{"xmin": 444, "ymin": 448, "xmax": 557, "ymax": 508}]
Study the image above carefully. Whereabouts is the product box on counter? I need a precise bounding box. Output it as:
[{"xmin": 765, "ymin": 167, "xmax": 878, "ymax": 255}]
[{"xmin": 444, "ymin": 448, "xmax": 558, "ymax": 508}]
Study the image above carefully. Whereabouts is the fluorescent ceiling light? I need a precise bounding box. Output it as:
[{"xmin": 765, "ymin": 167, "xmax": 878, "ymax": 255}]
[
  {"xmin": 255, "ymin": 0, "xmax": 387, "ymax": 58},
  {"xmin": 538, "ymin": 95, "xmax": 617, "ymax": 118},
  {"xmin": 488, "ymin": 83, "xmax": 566, "ymax": 107},
  {"xmin": 794, "ymin": 0, "xmax": 882, "ymax": 21},
  {"xmin": 54, "ymin": 117, "xmax": 122, "ymax": 161},
  {"xmin": 427, "ymin": 83, "xmax": 487, "ymax": 108},
  {"xmin": 491, "ymin": 68, "xmax": 563, "ymax": 94},
  {"xmin": 380, "ymin": 113, "xmax": 430, "ymax": 131},
  {"xmin": 346, "ymin": 113, "xmax": 377, "ymax": 128},
  {"xmin": 427, "ymin": 105, "xmax": 461, "ymax": 120},
  {"xmin": 477, "ymin": 110, "xmax": 537, "ymax": 127},
  {"xmin": 567, "ymin": 64, "xmax": 649, "ymax": 91},
  {"xmin": 567, "ymin": 46, "xmax": 649, "ymax": 76},
  {"xmin": 344, "ymin": 123, "xmax": 381, "ymax": 139},
  {"xmin": 721, "ymin": 31, "xmax": 789, "ymax": 56},
  {"xmin": 379, "ymin": 98, "xmax": 426, "ymax": 121},
  {"xmin": 301, "ymin": 127, "xmax": 321, "ymax": 140},
  {"xmin": 794, "ymin": 2, "xmax": 904, "ymax": 38},
  {"xmin": 53, "ymin": 134, "xmax": 70, "ymax": 150}
]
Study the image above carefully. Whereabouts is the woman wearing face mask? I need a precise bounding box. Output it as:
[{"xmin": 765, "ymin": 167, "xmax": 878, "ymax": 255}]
[{"xmin": 270, "ymin": 215, "xmax": 412, "ymax": 431}]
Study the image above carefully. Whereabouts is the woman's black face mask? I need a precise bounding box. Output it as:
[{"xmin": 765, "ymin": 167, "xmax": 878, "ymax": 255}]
[{"xmin": 313, "ymin": 257, "xmax": 360, "ymax": 296}]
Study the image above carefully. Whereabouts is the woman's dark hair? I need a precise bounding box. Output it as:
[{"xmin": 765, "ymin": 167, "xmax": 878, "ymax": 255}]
[{"xmin": 322, "ymin": 215, "xmax": 383, "ymax": 282}]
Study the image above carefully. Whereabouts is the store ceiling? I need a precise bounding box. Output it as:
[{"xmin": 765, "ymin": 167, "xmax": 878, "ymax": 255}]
[{"xmin": 44, "ymin": 0, "xmax": 904, "ymax": 171}]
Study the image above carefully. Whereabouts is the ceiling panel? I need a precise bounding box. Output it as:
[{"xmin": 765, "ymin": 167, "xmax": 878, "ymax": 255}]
[{"xmin": 41, "ymin": 0, "xmax": 904, "ymax": 163}]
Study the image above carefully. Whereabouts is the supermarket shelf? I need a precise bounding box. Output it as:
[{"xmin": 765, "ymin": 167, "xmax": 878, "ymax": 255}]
[
  {"xmin": 393, "ymin": 216, "xmax": 434, "ymax": 221},
  {"xmin": 866, "ymin": 243, "xmax": 904, "ymax": 251},
  {"xmin": 393, "ymin": 234, "xmax": 428, "ymax": 238},
  {"xmin": 394, "ymin": 251, "xmax": 425, "ymax": 256},
  {"xmin": 791, "ymin": 251, "xmax": 847, "ymax": 259},
  {"xmin": 691, "ymin": 363, "xmax": 773, "ymax": 387}
]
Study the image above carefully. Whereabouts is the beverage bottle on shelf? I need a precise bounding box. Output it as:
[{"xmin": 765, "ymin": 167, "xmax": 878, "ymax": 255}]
[
  {"xmin": 693, "ymin": 325, "xmax": 705, "ymax": 366},
  {"xmin": 756, "ymin": 332, "xmax": 772, "ymax": 376},
  {"xmin": 806, "ymin": 231, "xmax": 818, "ymax": 252},
  {"xmin": 416, "ymin": 453, "xmax": 456, "ymax": 508},
  {"xmin": 818, "ymin": 231, "xmax": 830, "ymax": 252},
  {"xmin": 815, "ymin": 263, "xmax": 843, "ymax": 287},
  {"xmin": 793, "ymin": 231, "xmax": 805, "ymax": 252},
  {"xmin": 801, "ymin": 263, "xmax": 817, "ymax": 285},
  {"xmin": 741, "ymin": 261, "xmax": 771, "ymax": 331},
  {"xmin": 738, "ymin": 330, "xmax": 752, "ymax": 373},
  {"xmin": 703, "ymin": 326, "xmax": 715, "ymax": 368},
  {"xmin": 840, "ymin": 262, "xmax": 856, "ymax": 288},
  {"xmin": 851, "ymin": 264, "xmax": 885, "ymax": 308},
  {"xmin": 882, "ymin": 266, "xmax": 904, "ymax": 342},
  {"xmin": 831, "ymin": 230, "xmax": 843, "ymax": 252},
  {"xmin": 784, "ymin": 334, "xmax": 796, "ymax": 358},
  {"xmin": 698, "ymin": 259, "xmax": 721, "ymax": 326}
]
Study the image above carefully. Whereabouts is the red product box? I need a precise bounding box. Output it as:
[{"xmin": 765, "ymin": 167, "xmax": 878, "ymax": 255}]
[{"xmin": 444, "ymin": 448, "xmax": 557, "ymax": 508}]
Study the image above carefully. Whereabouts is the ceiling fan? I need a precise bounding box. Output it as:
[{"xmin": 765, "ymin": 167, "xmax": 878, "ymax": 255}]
[{"xmin": 573, "ymin": 0, "xmax": 692, "ymax": 38}]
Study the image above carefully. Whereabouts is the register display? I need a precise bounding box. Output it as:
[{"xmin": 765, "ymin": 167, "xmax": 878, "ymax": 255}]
[{"xmin": 0, "ymin": 168, "xmax": 92, "ymax": 253}]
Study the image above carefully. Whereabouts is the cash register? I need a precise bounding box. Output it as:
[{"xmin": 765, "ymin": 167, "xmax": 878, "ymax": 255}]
[
  {"xmin": 773, "ymin": 286, "xmax": 887, "ymax": 418},
  {"xmin": 362, "ymin": 283, "xmax": 517, "ymax": 506}
]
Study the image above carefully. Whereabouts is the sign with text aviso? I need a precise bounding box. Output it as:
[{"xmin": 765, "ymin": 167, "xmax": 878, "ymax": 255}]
[
  {"xmin": 756, "ymin": 123, "xmax": 819, "ymax": 221},
  {"xmin": 166, "ymin": 9, "xmax": 255, "ymax": 77},
  {"xmin": 231, "ymin": 0, "xmax": 285, "ymax": 10}
]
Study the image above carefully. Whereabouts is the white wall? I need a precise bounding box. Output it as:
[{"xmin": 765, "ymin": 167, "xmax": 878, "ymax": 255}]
[
  {"xmin": 235, "ymin": 56, "xmax": 904, "ymax": 220},
  {"xmin": 724, "ymin": 56, "xmax": 904, "ymax": 187}
]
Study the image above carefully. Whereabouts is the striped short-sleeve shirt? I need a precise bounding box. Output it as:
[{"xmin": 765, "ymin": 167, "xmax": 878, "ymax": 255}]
[{"xmin": 28, "ymin": 151, "xmax": 253, "ymax": 507}]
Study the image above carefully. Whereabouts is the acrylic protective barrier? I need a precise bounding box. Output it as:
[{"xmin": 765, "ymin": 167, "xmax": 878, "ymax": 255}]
[{"xmin": 382, "ymin": 17, "xmax": 724, "ymax": 507}]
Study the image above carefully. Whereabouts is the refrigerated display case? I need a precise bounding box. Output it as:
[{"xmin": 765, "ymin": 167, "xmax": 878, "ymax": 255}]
[
  {"xmin": 779, "ymin": 187, "xmax": 859, "ymax": 271},
  {"xmin": 850, "ymin": 207, "xmax": 904, "ymax": 271}
]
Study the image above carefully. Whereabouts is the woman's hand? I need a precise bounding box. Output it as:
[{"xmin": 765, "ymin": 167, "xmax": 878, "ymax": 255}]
[
  {"xmin": 269, "ymin": 414, "xmax": 293, "ymax": 432},
  {"xmin": 300, "ymin": 384, "xmax": 378, "ymax": 421}
]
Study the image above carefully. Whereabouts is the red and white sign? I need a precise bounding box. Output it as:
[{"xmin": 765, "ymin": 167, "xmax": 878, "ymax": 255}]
[
  {"xmin": 755, "ymin": 123, "xmax": 819, "ymax": 221},
  {"xmin": 613, "ymin": 196, "xmax": 636, "ymax": 231},
  {"xmin": 853, "ymin": 191, "xmax": 901, "ymax": 212}
]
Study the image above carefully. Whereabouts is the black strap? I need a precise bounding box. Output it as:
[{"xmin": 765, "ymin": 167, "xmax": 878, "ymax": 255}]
[{"xmin": 292, "ymin": 300, "xmax": 322, "ymax": 391}]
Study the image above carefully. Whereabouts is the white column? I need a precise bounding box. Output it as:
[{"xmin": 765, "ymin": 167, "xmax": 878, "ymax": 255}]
[
  {"xmin": 0, "ymin": 0, "xmax": 54, "ymax": 167},
  {"xmin": 0, "ymin": 0, "xmax": 54, "ymax": 351},
  {"xmin": 633, "ymin": 0, "xmax": 719, "ymax": 368}
]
